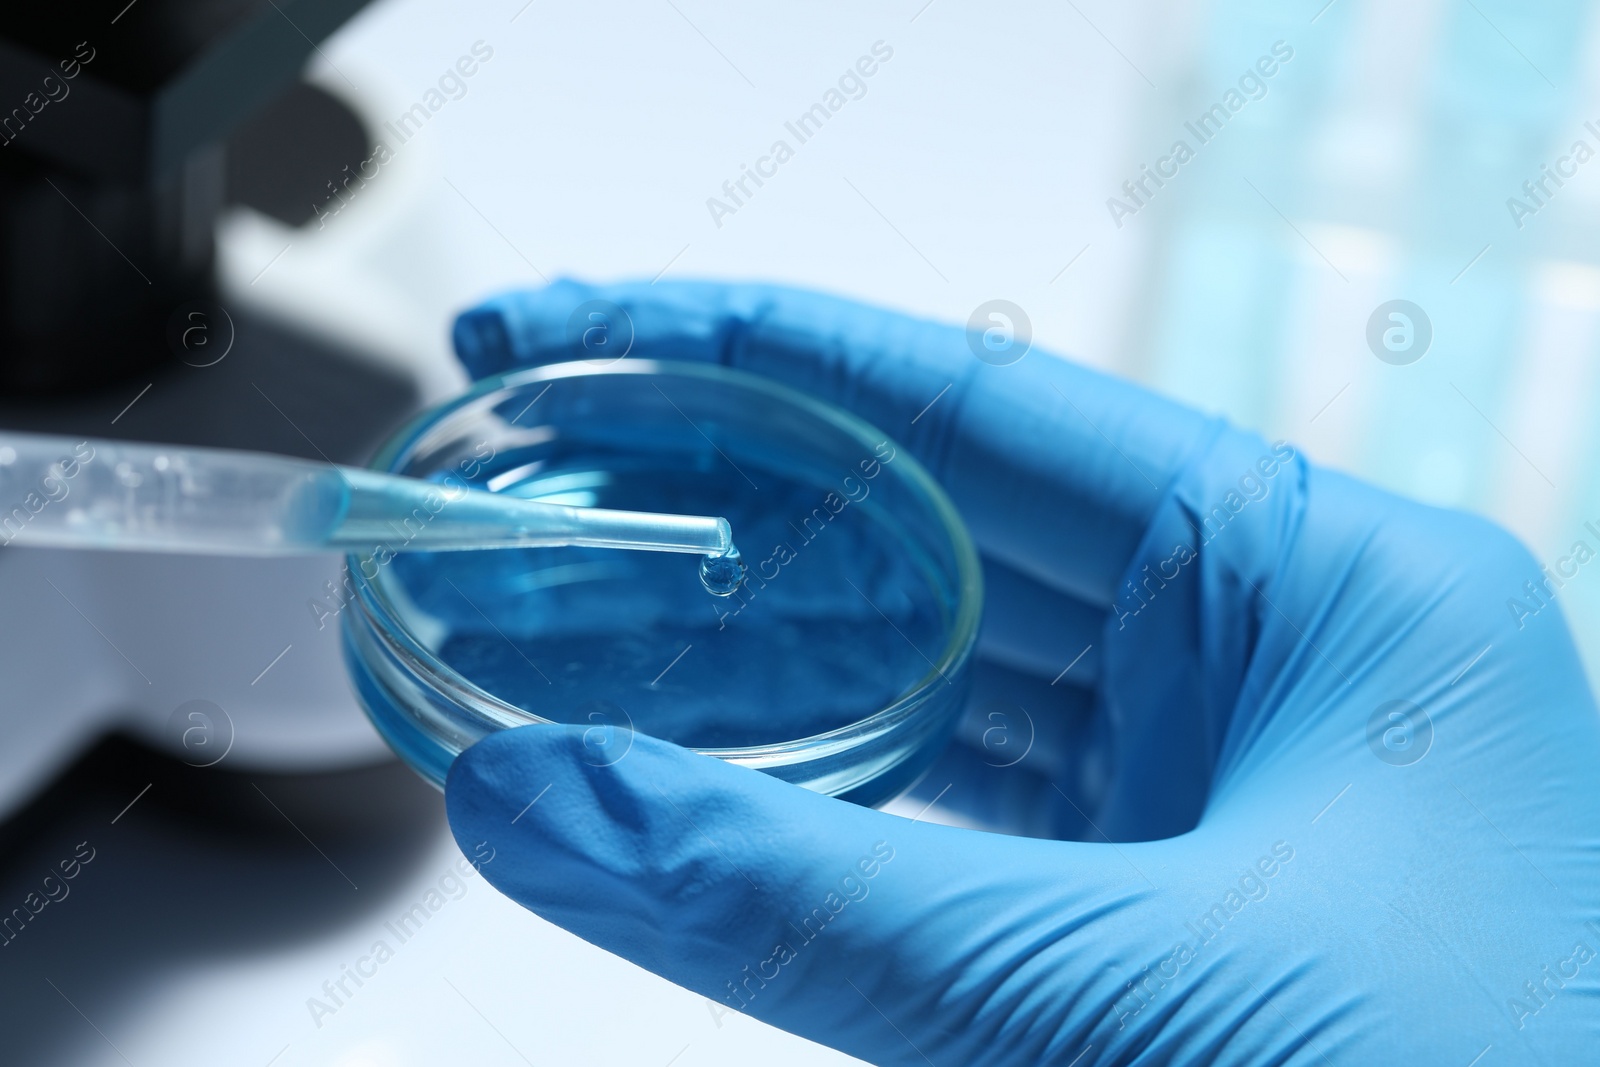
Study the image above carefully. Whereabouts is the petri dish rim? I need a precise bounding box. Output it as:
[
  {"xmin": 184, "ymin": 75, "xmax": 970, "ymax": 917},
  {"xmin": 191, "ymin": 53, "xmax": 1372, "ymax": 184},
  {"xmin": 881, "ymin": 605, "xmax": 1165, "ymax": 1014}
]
[{"xmin": 348, "ymin": 358, "xmax": 983, "ymax": 766}]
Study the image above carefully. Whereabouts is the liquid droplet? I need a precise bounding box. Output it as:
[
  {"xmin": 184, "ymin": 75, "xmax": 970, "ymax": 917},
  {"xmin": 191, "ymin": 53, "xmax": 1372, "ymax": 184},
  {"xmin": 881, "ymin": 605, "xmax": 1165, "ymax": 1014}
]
[{"xmin": 699, "ymin": 545, "xmax": 745, "ymax": 597}]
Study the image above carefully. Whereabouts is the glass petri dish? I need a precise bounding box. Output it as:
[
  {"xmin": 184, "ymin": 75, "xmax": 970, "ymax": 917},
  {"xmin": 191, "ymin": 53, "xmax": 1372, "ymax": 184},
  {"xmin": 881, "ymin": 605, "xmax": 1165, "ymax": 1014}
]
[{"xmin": 342, "ymin": 360, "xmax": 982, "ymax": 807}]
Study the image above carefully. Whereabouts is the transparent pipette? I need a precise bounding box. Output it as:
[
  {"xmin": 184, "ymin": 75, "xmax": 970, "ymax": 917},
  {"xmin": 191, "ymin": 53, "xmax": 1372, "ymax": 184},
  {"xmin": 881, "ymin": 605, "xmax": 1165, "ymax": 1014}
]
[{"xmin": 0, "ymin": 431, "xmax": 734, "ymax": 558}]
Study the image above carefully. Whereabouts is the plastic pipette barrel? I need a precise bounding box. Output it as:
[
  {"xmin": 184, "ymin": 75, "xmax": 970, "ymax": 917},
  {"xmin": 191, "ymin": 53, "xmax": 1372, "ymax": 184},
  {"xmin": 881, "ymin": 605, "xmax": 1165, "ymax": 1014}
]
[
  {"xmin": 0, "ymin": 432, "xmax": 733, "ymax": 558},
  {"xmin": 330, "ymin": 469, "xmax": 733, "ymax": 555}
]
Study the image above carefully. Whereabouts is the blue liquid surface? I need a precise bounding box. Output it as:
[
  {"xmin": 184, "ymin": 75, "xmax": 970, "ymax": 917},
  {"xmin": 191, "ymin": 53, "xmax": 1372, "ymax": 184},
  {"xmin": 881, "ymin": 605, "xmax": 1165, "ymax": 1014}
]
[{"xmin": 392, "ymin": 447, "xmax": 947, "ymax": 749}]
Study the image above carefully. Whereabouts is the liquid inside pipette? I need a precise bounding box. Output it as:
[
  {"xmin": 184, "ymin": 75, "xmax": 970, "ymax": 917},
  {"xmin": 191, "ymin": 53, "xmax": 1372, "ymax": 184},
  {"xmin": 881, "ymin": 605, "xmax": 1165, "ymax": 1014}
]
[{"xmin": 0, "ymin": 431, "xmax": 748, "ymax": 580}]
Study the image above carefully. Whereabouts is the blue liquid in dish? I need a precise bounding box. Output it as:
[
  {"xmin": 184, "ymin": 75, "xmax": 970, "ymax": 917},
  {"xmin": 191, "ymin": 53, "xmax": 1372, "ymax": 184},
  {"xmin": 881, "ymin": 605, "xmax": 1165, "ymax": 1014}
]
[{"xmin": 391, "ymin": 448, "xmax": 947, "ymax": 750}]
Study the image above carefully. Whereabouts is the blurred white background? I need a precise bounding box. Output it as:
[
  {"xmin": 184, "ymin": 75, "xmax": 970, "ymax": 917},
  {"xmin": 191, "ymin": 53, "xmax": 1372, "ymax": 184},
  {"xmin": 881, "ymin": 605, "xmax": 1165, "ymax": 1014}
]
[
  {"xmin": 36, "ymin": 0, "xmax": 1594, "ymax": 1063},
  {"xmin": 241, "ymin": 0, "xmax": 1600, "ymax": 680}
]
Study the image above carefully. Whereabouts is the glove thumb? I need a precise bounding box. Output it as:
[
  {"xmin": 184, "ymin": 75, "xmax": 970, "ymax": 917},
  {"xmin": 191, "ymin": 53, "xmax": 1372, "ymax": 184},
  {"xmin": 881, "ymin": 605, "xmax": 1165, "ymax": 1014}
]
[{"xmin": 446, "ymin": 724, "xmax": 1163, "ymax": 1065}]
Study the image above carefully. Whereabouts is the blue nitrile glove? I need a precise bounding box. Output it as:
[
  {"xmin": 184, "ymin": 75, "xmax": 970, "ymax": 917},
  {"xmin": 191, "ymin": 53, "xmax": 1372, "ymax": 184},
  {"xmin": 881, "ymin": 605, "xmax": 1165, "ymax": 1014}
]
[{"xmin": 444, "ymin": 280, "xmax": 1600, "ymax": 1064}]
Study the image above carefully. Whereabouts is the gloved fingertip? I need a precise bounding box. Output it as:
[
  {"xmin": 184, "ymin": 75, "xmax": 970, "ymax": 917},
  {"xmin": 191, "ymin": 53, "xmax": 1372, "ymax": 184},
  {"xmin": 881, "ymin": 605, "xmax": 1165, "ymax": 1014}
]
[
  {"xmin": 443, "ymin": 723, "xmax": 727, "ymax": 899},
  {"xmin": 443, "ymin": 724, "xmax": 569, "ymax": 842},
  {"xmin": 452, "ymin": 305, "xmax": 514, "ymax": 378}
]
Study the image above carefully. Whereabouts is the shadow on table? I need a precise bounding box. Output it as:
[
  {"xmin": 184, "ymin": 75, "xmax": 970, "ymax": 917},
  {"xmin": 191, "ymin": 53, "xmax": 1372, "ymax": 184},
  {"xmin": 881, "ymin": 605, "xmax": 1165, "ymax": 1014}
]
[{"xmin": 0, "ymin": 733, "xmax": 447, "ymax": 1065}]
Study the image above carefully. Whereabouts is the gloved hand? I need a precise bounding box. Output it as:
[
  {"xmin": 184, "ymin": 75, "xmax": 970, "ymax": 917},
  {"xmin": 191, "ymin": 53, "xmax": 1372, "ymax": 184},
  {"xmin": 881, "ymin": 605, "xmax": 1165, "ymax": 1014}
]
[{"xmin": 444, "ymin": 280, "xmax": 1600, "ymax": 1064}]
